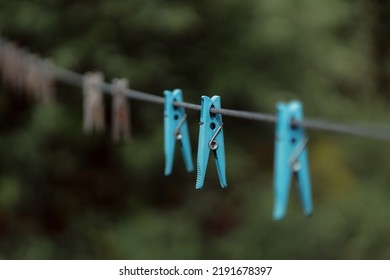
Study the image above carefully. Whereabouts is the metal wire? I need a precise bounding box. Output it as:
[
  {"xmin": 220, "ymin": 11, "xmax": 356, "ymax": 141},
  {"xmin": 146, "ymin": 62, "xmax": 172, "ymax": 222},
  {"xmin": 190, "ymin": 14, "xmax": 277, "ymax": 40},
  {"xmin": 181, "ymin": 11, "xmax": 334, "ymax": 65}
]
[
  {"xmin": 52, "ymin": 65, "xmax": 390, "ymax": 141},
  {"xmin": 52, "ymin": 64, "xmax": 390, "ymax": 141}
]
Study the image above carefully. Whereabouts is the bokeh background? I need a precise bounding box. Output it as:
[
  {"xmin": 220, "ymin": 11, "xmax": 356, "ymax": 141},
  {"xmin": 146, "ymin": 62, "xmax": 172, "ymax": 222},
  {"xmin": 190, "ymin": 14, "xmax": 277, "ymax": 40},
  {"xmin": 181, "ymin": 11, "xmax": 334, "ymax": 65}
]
[{"xmin": 1, "ymin": 0, "xmax": 390, "ymax": 259}]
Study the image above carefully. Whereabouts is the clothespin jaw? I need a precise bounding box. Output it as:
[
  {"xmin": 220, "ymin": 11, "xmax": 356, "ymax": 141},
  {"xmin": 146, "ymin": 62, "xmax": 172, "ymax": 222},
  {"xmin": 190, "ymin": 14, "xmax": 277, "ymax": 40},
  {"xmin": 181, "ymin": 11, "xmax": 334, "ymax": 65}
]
[
  {"xmin": 196, "ymin": 95, "xmax": 227, "ymax": 189},
  {"xmin": 274, "ymin": 101, "xmax": 313, "ymax": 220},
  {"xmin": 163, "ymin": 89, "xmax": 194, "ymax": 176}
]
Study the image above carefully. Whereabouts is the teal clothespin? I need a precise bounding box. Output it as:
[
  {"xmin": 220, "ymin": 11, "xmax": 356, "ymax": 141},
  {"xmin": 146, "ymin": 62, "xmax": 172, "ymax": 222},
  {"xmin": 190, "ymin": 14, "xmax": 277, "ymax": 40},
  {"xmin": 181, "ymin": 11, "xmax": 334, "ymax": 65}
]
[
  {"xmin": 196, "ymin": 95, "xmax": 227, "ymax": 189},
  {"xmin": 274, "ymin": 101, "xmax": 313, "ymax": 220},
  {"xmin": 163, "ymin": 89, "xmax": 194, "ymax": 175}
]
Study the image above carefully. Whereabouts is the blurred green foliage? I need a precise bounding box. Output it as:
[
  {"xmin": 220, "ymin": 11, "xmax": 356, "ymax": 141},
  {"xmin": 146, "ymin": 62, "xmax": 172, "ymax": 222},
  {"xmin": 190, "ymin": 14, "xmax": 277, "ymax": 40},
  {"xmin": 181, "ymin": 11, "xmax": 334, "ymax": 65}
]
[{"xmin": 0, "ymin": 0, "xmax": 390, "ymax": 259}]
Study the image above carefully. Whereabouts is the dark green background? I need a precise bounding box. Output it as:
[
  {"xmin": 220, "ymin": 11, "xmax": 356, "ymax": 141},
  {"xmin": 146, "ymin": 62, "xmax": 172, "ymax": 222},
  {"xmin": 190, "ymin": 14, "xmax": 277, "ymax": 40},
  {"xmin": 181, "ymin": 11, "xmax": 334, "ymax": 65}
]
[{"xmin": 0, "ymin": 0, "xmax": 390, "ymax": 259}]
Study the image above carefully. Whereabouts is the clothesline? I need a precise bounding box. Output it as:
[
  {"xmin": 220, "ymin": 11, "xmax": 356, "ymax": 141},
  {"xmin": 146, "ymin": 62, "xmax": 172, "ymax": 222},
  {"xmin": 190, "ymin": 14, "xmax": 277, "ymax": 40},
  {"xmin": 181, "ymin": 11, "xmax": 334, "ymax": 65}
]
[
  {"xmin": 53, "ymin": 65, "xmax": 390, "ymax": 141},
  {"xmin": 1, "ymin": 36, "xmax": 389, "ymax": 141}
]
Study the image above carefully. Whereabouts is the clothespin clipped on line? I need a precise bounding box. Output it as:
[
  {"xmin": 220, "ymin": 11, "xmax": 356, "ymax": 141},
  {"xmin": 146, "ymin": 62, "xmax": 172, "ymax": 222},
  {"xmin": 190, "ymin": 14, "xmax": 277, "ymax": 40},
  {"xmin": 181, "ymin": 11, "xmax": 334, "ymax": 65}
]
[
  {"xmin": 0, "ymin": 37, "xmax": 3, "ymax": 73},
  {"xmin": 163, "ymin": 89, "xmax": 194, "ymax": 175},
  {"xmin": 25, "ymin": 54, "xmax": 40, "ymax": 100},
  {"xmin": 1, "ymin": 41, "xmax": 20, "ymax": 89},
  {"xmin": 111, "ymin": 78, "xmax": 131, "ymax": 142},
  {"xmin": 0, "ymin": 39, "xmax": 55, "ymax": 103},
  {"xmin": 3, "ymin": 43, "xmax": 27, "ymax": 92},
  {"xmin": 25, "ymin": 56, "xmax": 55, "ymax": 103},
  {"xmin": 0, "ymin": 41, "xmax": 14, "ymax": 86},
  {"xmin": 83, "ymin": 72, "xmax": 105, "ymax": 133},
  {"xmin": 38, "ymin": 59, "xmax": 55, "ymax": 103},
  {"xmin": 196, "ymin": 95, "xmax": 227, "ymax": 189},
  {"xmin": 274, "ymin": 101, "xmax": 313, "ymax": 220},
  {"xmin": 16, "ymin": 48, "xmax": 29, "ymax": 92}
]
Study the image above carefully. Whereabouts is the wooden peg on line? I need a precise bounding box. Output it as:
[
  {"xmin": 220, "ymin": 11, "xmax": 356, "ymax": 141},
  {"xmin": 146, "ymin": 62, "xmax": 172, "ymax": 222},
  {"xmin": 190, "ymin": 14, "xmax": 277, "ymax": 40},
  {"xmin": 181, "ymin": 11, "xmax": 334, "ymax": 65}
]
[
  {"xmin": 37, "ymin": 59, "xmax": 55, "ymax": 103},
  {"xmin": 83, "ymin": 72, "xmax": 105, "ymax": 133},
  {"xmin": 111, "ymin": 78, "xmax": 131, "ymax": 142}
]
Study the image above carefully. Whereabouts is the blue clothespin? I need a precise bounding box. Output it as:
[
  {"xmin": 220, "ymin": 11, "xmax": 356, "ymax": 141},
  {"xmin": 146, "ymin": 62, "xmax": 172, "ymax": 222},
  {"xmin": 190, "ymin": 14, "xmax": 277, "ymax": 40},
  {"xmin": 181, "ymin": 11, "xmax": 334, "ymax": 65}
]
[
  {"xmin": 274, "ymin": 101, "xmax": 313, "ymax": 220},
  {"xmin": 196, "ymin": 95, "xmax": 227, "ymax": 189},
  {"xmin": 164, "ymin": 89, "xmax": 194, "ymax": 175}
]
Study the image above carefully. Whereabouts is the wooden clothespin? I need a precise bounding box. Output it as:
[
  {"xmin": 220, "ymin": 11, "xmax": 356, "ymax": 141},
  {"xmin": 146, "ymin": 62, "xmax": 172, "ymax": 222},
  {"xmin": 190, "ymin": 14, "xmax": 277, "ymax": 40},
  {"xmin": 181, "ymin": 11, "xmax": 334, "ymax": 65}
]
[
  {"xmin": 37, "ymin": 59, "xmax": 55, "ymax": 103},
  {"xmin": 111, "ymin": 78, "xmax": 131, "ymax": 142},
  {"xmin": 25, "ymin": 54, "xmax": 41, "ymax": 100},
  {"xmin": 1, "ymin": 42, "xmax": 19, "ymax": 88},
  {"xmin": 83, "ymin": 72, "xmax": 105, "ymax": 133},
  {"xmin": 0, "ymin": 41, "xmax": 11, "ymax": 85},
  {"xmin": 25, "ymin": 56, "xmax": 55, "ymax": 103},
  {"xmin": 15, "ymin": 48, "xmax": 29, "ymax": 92},
  {"xmin": 0, "ymin": 38, "xmax": 5, "ymax": 78}
]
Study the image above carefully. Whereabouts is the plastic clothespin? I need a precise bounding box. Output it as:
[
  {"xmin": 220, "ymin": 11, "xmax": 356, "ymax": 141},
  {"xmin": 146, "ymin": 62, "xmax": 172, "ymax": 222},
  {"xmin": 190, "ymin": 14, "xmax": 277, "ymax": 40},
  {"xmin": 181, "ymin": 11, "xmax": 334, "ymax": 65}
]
[
  {"xmin": 196, "ymin": 95, "xmax": 227, "ymax": 189},
  {"xmin": 273, "ymin": 101, "xmax": 313, "ymax": 220},
  {"xmin": 112, "ymin": 78, "xmax": 131, "ymax": 142},
  {"xmin": 83, "ymin": 72, "xmax": 105, "ymax": 133},
  {"xmin": 163, "ymin": 89, "xmax": 194, "ymax": 175}
]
